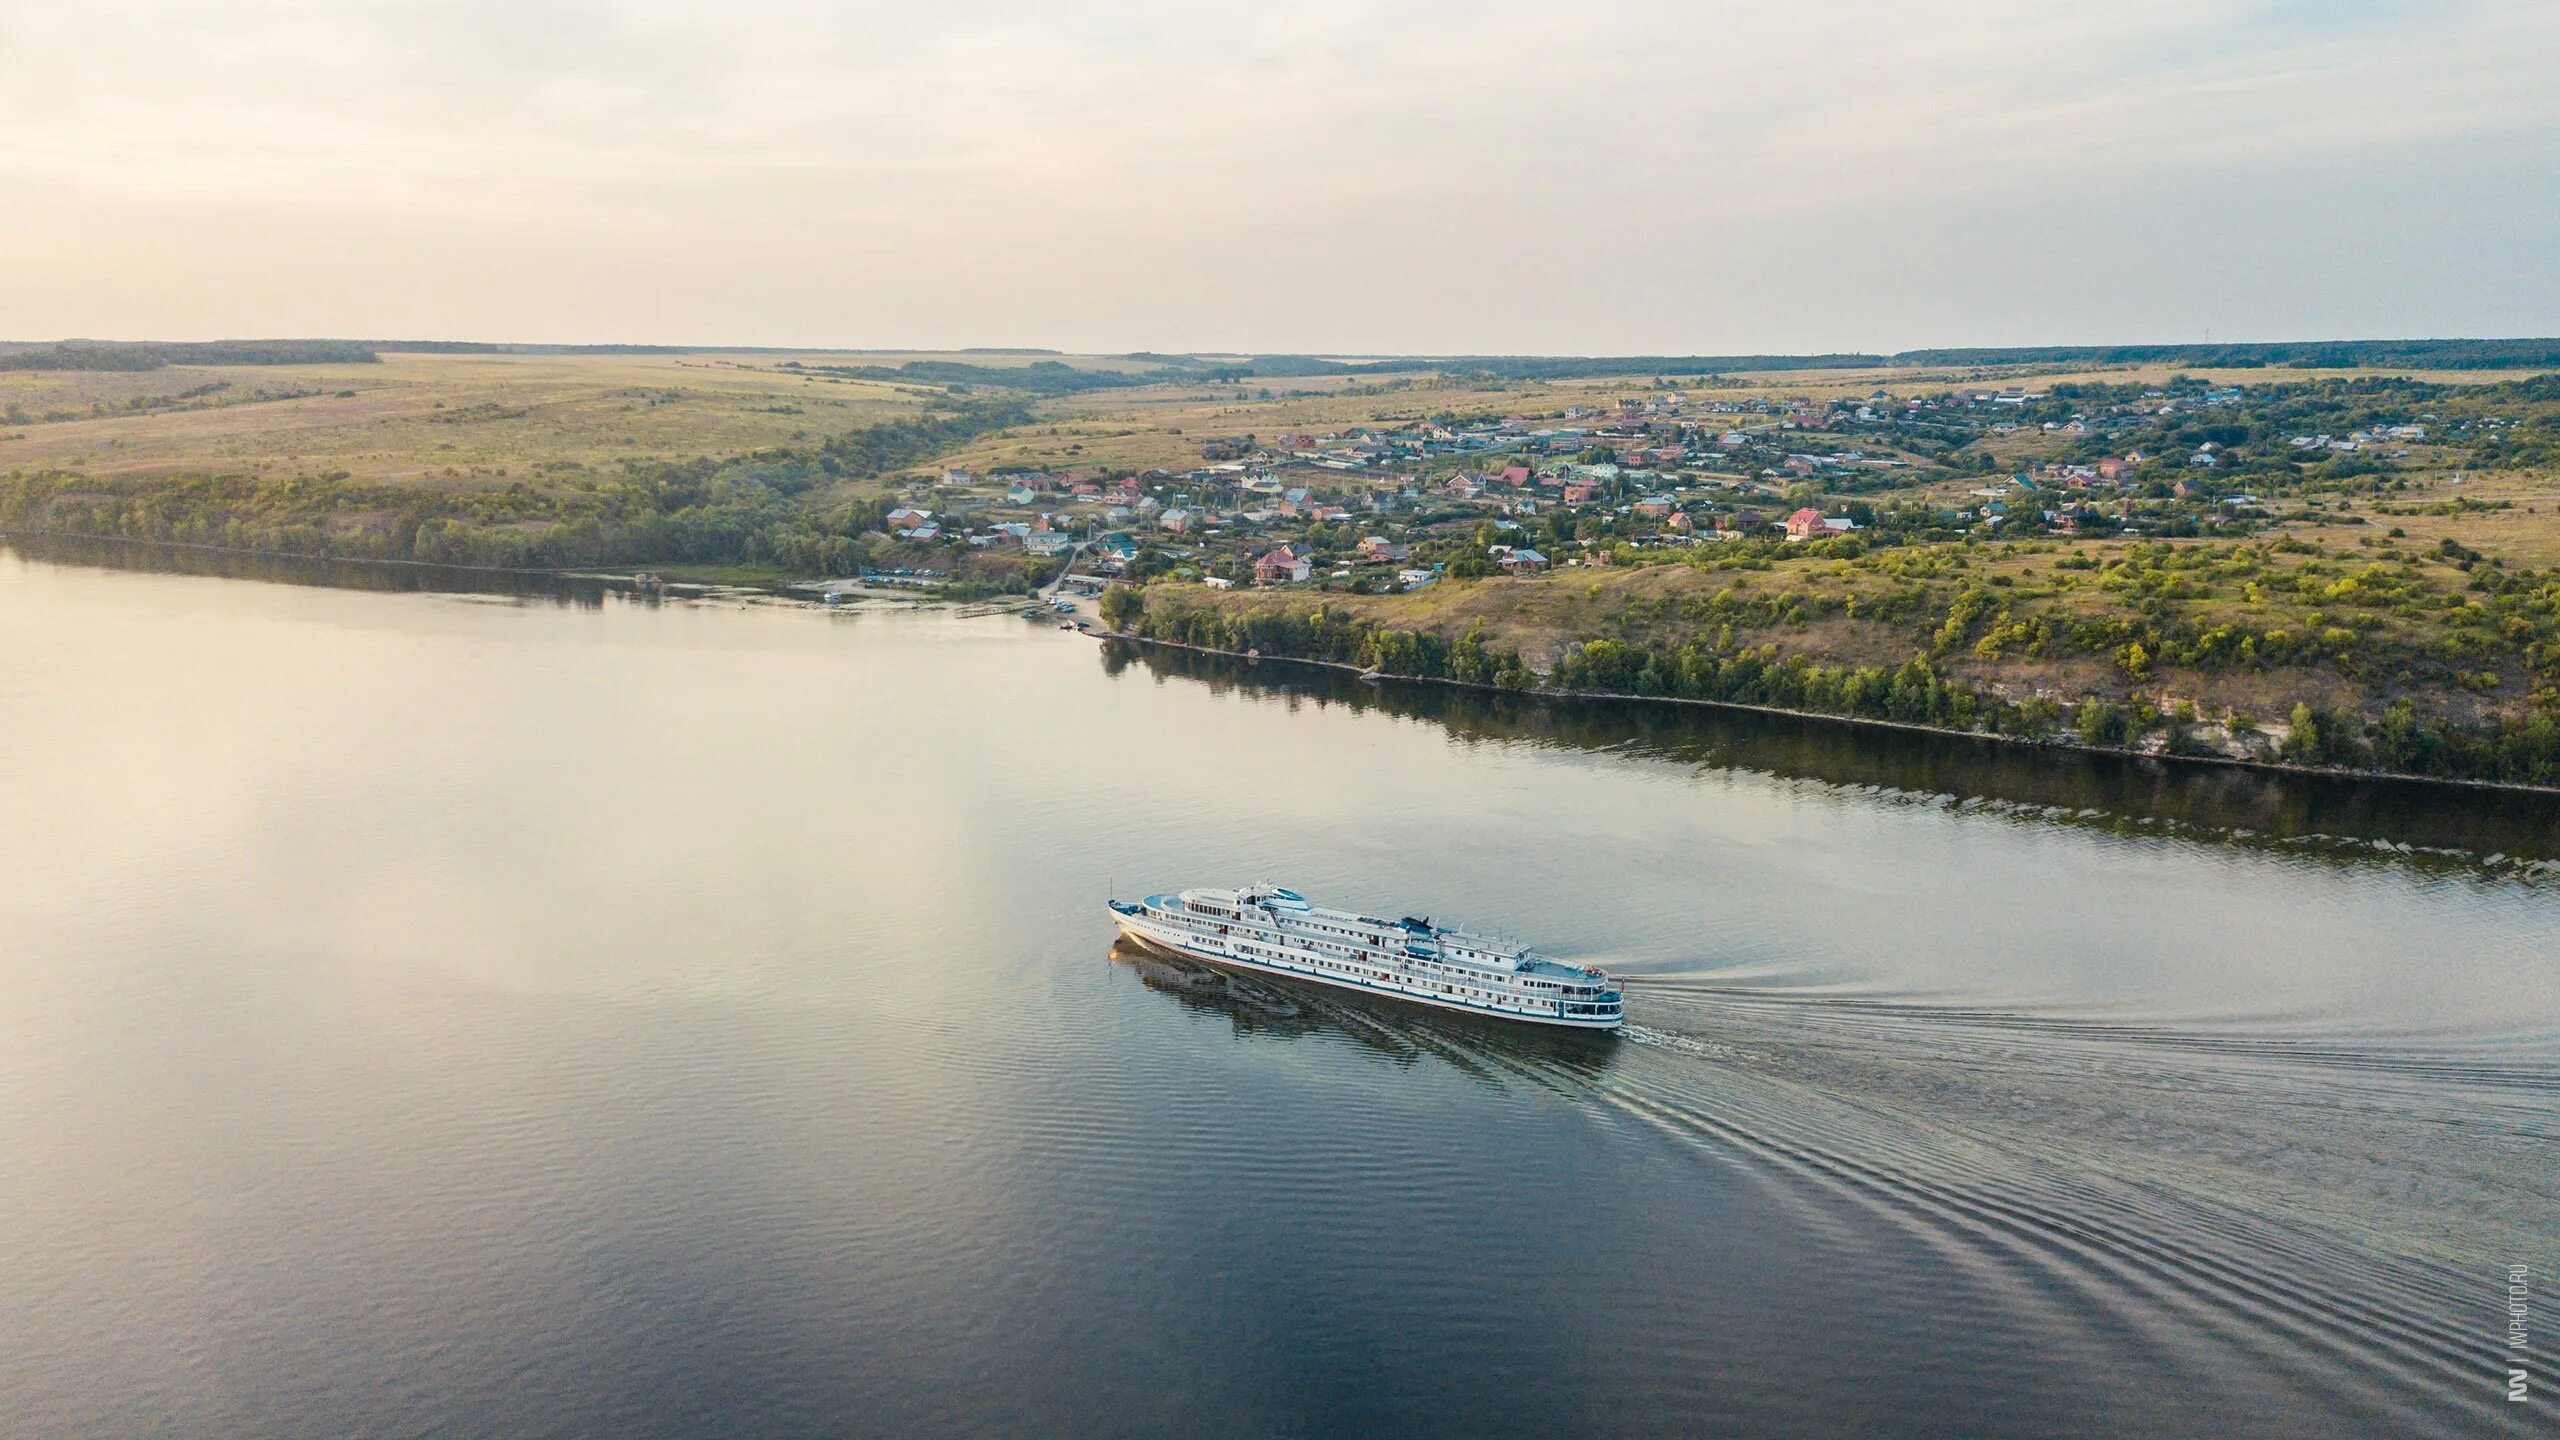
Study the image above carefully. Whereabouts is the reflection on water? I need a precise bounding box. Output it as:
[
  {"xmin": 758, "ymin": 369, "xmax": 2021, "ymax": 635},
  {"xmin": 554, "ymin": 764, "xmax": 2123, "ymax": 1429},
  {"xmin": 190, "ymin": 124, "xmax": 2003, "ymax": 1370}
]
[
  {"xmin": 1110, "ymin": 940, "xmax": 1619, "ymax": 1084},
  {"xmin": 1105, "ymin": 639, "xmax": 2560, "ymax": 868},
  {"xmin": 1, "ymin": 540, "xmax": 2551, "ymax": 1439},
  {"xmin": 6, "ymin": 533, "xmax": 631, "ymax": 603}
]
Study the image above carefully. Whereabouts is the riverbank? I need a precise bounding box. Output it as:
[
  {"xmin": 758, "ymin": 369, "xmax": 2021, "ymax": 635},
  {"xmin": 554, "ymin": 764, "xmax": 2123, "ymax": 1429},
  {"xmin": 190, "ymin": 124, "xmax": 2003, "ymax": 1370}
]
[
  {"xmin": 1091, "ymin": 616, "xmax": 2560, "ymax": 798},
  {"xmin": 12, "ymin": 526, "xmax": 2556, "ymax": 797},
  {"xmin": 0, "ymin": 533, "xmax": 1054, "ymax": 612}
]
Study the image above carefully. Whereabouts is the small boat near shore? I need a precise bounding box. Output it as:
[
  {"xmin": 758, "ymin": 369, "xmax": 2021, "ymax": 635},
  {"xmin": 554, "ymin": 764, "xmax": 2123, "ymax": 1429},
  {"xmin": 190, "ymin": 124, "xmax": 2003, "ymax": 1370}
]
[{"xmin": 1108, "ymin": 883, "xmax": 1623, "ymax": 1030}]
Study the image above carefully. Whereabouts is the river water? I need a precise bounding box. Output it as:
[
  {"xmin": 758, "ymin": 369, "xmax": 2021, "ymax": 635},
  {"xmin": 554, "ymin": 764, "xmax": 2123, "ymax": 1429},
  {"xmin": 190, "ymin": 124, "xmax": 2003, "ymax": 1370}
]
[{"xmin": 2, "ymin": 543, "xmax": 2552, "ymax": 1438}]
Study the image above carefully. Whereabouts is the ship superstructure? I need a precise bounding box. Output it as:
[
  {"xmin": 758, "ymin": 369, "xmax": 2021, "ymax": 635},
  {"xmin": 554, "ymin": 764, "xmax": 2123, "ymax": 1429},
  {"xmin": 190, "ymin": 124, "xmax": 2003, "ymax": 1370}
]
[{"xmin": 1109, "ymin": 884, "xmax": 1623, "ymax": 1030}]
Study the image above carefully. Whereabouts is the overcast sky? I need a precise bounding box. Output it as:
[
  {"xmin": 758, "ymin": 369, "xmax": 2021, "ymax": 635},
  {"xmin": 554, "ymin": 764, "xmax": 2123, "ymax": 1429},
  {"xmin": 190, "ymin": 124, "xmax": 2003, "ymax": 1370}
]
[{"xmin": 6, "ymin": 1, "xmax": 2557, "ymax": 354}]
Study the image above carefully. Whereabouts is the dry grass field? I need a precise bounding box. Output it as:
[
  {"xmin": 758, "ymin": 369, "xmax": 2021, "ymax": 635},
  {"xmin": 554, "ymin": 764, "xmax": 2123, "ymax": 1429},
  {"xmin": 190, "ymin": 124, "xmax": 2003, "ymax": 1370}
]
[
  {"xmin": 932, "ymin": 374, "xmax": 1616, "ymax": 475},
  {"xmin": 2346, "ymin": 467, "xmax": 2560, "ymax": 566},
  {"xmin": 0, "ymin": 351, "xmax": 932, "ymax": 482}
]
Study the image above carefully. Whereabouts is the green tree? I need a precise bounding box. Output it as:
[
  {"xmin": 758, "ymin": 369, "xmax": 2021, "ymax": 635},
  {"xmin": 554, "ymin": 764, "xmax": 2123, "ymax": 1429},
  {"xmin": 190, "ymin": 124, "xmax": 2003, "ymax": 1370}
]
[{"xmin": 1098, "ymin": 584, "xmax": 1144, "ymax": 631}]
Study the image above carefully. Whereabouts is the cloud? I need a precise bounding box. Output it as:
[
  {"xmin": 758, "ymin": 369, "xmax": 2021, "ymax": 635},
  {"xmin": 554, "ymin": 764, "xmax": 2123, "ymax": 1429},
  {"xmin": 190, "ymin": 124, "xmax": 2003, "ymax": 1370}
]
[{"xmin": 1, "ymin": 1, "xmax": 2554, "ymax": 349}]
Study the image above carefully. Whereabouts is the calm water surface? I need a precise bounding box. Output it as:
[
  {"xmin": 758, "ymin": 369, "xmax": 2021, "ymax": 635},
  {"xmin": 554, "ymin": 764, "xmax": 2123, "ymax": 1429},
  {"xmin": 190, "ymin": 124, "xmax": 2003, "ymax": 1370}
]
[{"xmin": 2, "ymin": 546, "xmax": 2553, "ymax": 1438}]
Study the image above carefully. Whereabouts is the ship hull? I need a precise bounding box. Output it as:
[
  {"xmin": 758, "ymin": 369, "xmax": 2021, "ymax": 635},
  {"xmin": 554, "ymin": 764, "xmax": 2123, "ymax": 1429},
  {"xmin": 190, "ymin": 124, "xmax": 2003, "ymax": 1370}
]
[{"xmin": 1112, "ymin": 909, "xmax": 1625, "ymax": 1032}]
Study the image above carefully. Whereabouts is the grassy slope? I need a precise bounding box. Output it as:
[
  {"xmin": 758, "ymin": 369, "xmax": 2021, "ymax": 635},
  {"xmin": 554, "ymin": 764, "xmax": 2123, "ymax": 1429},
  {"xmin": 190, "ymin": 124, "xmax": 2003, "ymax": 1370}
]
[
  {"xmin": 0, "ymin": 351, "xmax": 927, "ymax": 482},
  {"xmin": 1130, "ymin": 499, "xmax": 2560, "ymax": 761}
]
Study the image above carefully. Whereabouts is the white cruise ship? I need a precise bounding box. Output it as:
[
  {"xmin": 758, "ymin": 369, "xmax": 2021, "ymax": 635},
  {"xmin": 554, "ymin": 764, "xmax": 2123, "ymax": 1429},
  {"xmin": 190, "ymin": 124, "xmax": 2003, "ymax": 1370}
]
[{"xmin": 1108, "ymin": 884, "xmax": 1624, "ymax": 1031}]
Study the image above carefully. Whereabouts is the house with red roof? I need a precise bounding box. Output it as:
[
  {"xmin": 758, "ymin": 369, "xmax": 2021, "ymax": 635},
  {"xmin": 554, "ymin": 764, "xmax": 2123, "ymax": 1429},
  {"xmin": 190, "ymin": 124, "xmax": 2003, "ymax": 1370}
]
[{"xmin": 1254, "ymin": 545, "xmax": 1312, "ymax": 584}]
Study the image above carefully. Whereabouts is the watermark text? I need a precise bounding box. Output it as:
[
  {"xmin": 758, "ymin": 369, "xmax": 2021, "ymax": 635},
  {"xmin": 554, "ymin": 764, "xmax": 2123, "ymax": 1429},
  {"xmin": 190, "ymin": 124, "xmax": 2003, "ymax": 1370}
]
[{"xmin": 2507, "ymin": 1264, "xmax": 2530, "ymax": 1404}]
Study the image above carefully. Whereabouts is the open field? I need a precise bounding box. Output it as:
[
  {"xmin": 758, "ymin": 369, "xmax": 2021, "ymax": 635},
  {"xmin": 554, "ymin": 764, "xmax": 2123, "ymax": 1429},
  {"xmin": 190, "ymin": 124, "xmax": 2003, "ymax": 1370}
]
[
  {"xmin": 0, "ymin": 351, "xmax": 931, "ymax": 482},
  {"xmin": 774, "ymin": 350, "xmax": 1174, "ymax": 373}
]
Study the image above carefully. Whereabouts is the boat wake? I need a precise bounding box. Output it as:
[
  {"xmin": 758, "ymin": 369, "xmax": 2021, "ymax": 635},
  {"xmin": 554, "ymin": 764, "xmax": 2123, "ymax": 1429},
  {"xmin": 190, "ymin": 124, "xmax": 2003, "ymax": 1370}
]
[
  {"xmin": 1586, "ymin": 985, "xmax": 2550, "ymax": 1438},
  {"xmin": 1616, "ymin": 1022, "xmax": 1739, "ymax": 1060},
  {"xmin": 1118, "ymin": 944, "xmax": 2544, "ymax": 1436}
]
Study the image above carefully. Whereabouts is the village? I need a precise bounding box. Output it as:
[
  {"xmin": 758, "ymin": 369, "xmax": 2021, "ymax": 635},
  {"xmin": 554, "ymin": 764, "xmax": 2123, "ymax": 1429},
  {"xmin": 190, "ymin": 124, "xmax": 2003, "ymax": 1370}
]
[{"xmin": 851, "ymin": 371, "xmax": 2473, "ymax": 595}]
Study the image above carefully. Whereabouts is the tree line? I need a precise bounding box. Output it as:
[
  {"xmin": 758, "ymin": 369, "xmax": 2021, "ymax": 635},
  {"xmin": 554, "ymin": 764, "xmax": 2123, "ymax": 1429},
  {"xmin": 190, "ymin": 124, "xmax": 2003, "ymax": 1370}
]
[
  {"xmin": 1103, "ymin": 586, "xmax": 2560, "ymax": 787},
  {"xmin": 0, "ymin": 340, "xmax": 379, "ymax": 371},
  {"xmin": 0, "ymin": 403, "xmax": 1028, "ymax": 573}
]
